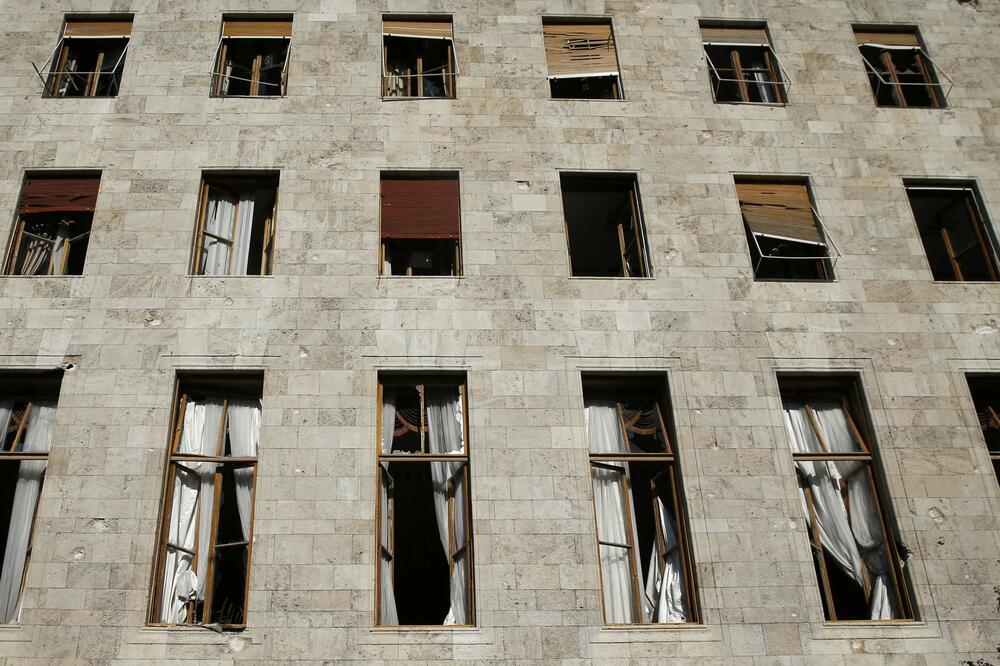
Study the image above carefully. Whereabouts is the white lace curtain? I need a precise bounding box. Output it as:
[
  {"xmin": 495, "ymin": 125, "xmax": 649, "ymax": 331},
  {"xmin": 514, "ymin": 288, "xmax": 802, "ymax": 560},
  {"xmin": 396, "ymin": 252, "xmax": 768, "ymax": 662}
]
[
  {"xmin": 378, "ymin": 388, "xmax": 399, "ymax": 624},
  {"xmin": 0, "ymin": 401, "xmax": 57, "ymax": 623},
  {"xmin": 200, "ymin": 190, "xmax": 261, "ymax": 276},
  {"xmin": 783, "ymin": 402, "xmax": 899, "ymax": 620}
]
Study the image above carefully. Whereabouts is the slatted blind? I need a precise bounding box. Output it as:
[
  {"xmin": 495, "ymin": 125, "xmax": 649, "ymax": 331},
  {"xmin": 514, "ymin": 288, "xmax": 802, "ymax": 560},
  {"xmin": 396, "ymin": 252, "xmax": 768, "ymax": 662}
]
[
  {"xmin": 19, "ymin": 175, "xmax": 101, "ymax": 214},
  {"xmin": 543, "ymin": 21, "xmax": 620, "ymax": 78},
  {"xmin": 736, "ymin": 181, "xmax": 824, "ymax": 245},
  {"xmin": 63, "ymin": 19, "xmax": 133, "ymax": 38},
  {"xmin": 383, "ymin": 19, "xmax": 453, "ymax": 40},
  {"xmin": 222, "ymin": 18, "xmax": 293, "ymax": 38},
  {"xmin": 699, "ymin": 25, "xmax": 769, "ymax": 45},
  {"xmin": 381, "ymin": 176, "xmax": 461, "ymax": 239},
  {"xmin": 853, "ymin": 28, "xmax": 920, "ymax": 47}
]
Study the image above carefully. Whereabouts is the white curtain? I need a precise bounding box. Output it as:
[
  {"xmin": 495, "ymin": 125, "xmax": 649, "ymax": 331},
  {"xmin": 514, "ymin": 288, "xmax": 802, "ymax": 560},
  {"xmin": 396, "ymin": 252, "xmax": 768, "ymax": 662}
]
[
  {"xmin": 380, "ymin": 389, "xmax": 396, "ymax": 455},
  {"xmin": 158, "ymin": 398, "xmax": 223, "ymax": 623},
  {"xmin": 425, "ymin": 386, "xmax": 467, "ymax": 624},
  {"xmin": 200, "ymin": 192, "xmax": 236, "ymax": 275},
  {"xmin": 231, "ymin": 193, "xmax": 257, "ymax": 276},
  {"xmin": 643, "ymin": 497, "xmax": 687, "ymax": 623},
  {"xmin": 587, "ymin": 401, "xmax": 639, "ymax": 624},
  {"xmin": 0, "ymin": 401, "xmax": 56, "ymax": 623},
  {"xmin": 227, "ymin": 400, "xmax": 260, "ymax": 540},
  {"xmin": 378, "ymin": 462, "xmax": 399, "ymax": 624},
  {"xmin": 49, "ymin": 220, "xmax": 71, "ymax": 276}
]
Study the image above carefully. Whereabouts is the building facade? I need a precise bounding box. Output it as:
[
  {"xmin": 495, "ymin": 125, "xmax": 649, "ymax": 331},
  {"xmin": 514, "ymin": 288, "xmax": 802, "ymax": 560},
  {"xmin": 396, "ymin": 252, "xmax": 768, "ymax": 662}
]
[{"xmin": 0, "ymin": 0, "xmax": 998, "ymax": 662}]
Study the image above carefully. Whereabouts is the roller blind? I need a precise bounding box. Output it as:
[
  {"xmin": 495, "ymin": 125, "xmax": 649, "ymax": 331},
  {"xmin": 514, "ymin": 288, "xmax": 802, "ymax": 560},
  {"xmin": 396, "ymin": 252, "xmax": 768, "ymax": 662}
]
[
  {"xmin": 19, "ymin": 175, "xmax": 101, "ymax": 215},
  {"xmin": 699, "ymin": 25, "xmax": 769, "ymax": 45},
  {"xmin": 63, "ymin": 19, "xmax": 133, "ymax": 38},
  {"xmin": 736, "ymin": 182, "xmax": 824, "ymax": 245},
  {"xmin": 543, "ymin": 22, "xmax": 620, "ymax": 78},
  {"xmin": 222, "ymin": 18, "xmax": 293, "ymax": 38},
  {"xmin": 381, "ymin": 176, "xmax": 461, "ymax": 239},
  {"xmin": 383, "ymin": 19, "xmax": 453, "ymax": 40},
  {"xmin": 853, "ymin": 29, "xmax": 920, "ymax": 47}
]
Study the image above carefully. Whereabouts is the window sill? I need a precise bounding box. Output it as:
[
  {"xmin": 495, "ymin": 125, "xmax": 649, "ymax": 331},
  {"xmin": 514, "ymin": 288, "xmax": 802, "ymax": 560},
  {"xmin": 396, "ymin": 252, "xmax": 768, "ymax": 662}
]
[
  {"xmin": 589, "ymin": 623, "xmax": 722, "ymax": 643},
  {"xmin": 381, "ymin": 96, "xmax": 456, "ymax": 101},
  {"xmin": 549, "ymin": 97, "xmax": 626, "ymax": 102},
  {"xmin": 713, "ymin": 100, "xmax": 787, "ymax": 107},
  {"xmin": 377, "ymin": 274, "xmax": 464, "ymax": 279},
  {"xmin": 0, "ymin": 274, "xmax": 84, "ymax": 279},
  {"xmin": 0, "ymin": 623, "xmax": 34, "ymax": 642},
  {"xmin": 361, "ymin": 626, "xmax": 494, "ymax": 645},
  {"xmin": 568, "ymin": 275, "xmax": 655, "ymax": 280},
  {"xmin": 810, "ymin": 619, "xmax": 940, "ymax": 640},
  {"xmin": 188, "ymin": 274, "xmax": 275, "ymax": 279},
  {"xmin": 210, "ymin": 95, "xmax": 286, "ymax": 99},
  {"xmin": 126, "ymin": 625, "xmax": 264, "ymax": 645},
  {"xmin": 929, "ymin": 279, "xmax": 999, "ymax": 284}
]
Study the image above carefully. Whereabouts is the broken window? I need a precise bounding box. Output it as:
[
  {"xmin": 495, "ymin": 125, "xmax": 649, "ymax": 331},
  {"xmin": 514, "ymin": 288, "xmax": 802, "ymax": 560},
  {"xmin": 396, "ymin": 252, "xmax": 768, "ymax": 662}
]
[
  {"xmin": 854, "ymin": 27, "xmax": 946, "ymax": 108},
  {"xmin": 377, "ymin": 375, "xmax": 473, "ymax": 626},
  {"xmin": 583, "ymin": 375, "xmax": 698, "ymax": 625},
  {"xmin": 780, "ymin": 376, "xmax": 914, "ymax": 622},
  {"xmin": 905, "ymin": 182, "xmax": 998, "ymax": 282},
  {"xmin": 39, "ymin": 18, "xmax": 132, "ymax": 97},
  {"xmin": 380, "ymin": 173, "xmax": 462, "ymax": 276},
  {"xmin": 0, "ymin": 371, "xmax": 61, "ymax": 624},
  {"xmin": 192, "ymin": 173, "xmax": 278, "ymax": 276},
  {"xmin": 736, "ymin": 178, "xmax": 834, "ymax": 281},
  {"xmin": 964, "ymin": 375, "xmax": 1000, "ymax": 486},
  {"xmin": 700, "ymin": 23, "xmax": 787, "ymax": 104},
  {"xmin": 543, "ymin": 19, "xmax": 623, "ymax": 100},
  {"xmin": 560, "ymin": 173, "xmax": 650, "ymax": 277},
  {"xmin": 150, "ymin": 374, "xmax": 262, "ymax": 629},
  {"xmin": 382, "ymin": 18, "xmax": 456, "ymax": 98},
  {"xmin": 4, "ymin": 173, "xmax": 100, "ymax": 276},
  {"xmin": 212, "ymin": 17, "xmax": 291, "ymax": 97}
]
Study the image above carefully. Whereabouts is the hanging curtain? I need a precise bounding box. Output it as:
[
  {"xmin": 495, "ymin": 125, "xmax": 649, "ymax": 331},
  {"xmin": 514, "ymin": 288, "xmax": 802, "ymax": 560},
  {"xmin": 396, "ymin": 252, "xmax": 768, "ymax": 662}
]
[
  {"xmin": 425, "ymin": 386, "xmax": 466, "ymax": 624},
  {"xmin": 449, "ymin": 466, "xmax": 469, "ymax": 624},
  {"xmin": 378, "ymin": 462, "xmax": 399, "ymax": 624},
  {"xmin": 380, "ymin": 388, "xmax": 396, "ymax": 455},
  {"xmin": 0, "ymin": 401, "xmax": 56, "ymax": 623},
  {"xmin": 643, "ymin": 497, "xmax": 687, "ymax": 622},
  {"xmin": 231, "ymin": 193, "xmax": 257, "ymax": 275},
  {"xmin": 227, "ymin": 399, "xmax": 260, "ymax": 540},
  {"xmin": 48, "ymin": 220, "xmax": 72, "ymax": 276},
  {"xmin": 586, "ymin": 400, "xmax": 639, "ymax": 624},
  {"xmin": 200, "ymin": 192, "xmax": 236, "ymax": 275},
  {"xmin": 158, "ymin": 398, "xmax": 223, "ymax": 623}
]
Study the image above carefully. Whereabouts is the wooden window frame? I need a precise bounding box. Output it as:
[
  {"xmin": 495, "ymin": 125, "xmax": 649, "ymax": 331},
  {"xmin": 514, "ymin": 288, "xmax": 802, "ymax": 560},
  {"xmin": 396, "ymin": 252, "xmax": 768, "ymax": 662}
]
[
  {"xmin": 856, "ymin": 34, "xmax": 945, "ymax": 109},
  {"xmin": 190, "ymin": 175, "xmax": 278, "ymax": 276},
  {"xmin": 44, "ymin": 21, "xmax": 131, "ymax": 99},
  {"xmin": 381, "ymin": 17, "xmax": 457, "ymax": 99},
  {"xmin": 375, "ymin": 376, "xmax": 474, "ymax": 627},
  {"xmin": 147, "ymin": 377, "xmax": 262, "ymax": 630},
  {"xmin": 585, "ymin": 382, "xmax": 700, "ymax": 626},
  {"xmin": 699, "ymin": 23, "xmax": 787, "ymax": 105},
  {"xmin": 780, "ymin": 378, "xmax": 915, "ymax": 623},
  {"xmin": 211, "ymin": 19, "xmax": 291, "ymax": 98},
  {"xmin": 542, "ymin": 18, "xmax": 624, "ymax": 101},
  {"xmin": 4, "ymin": 215, "xmax": 92, "ymax": 277}
]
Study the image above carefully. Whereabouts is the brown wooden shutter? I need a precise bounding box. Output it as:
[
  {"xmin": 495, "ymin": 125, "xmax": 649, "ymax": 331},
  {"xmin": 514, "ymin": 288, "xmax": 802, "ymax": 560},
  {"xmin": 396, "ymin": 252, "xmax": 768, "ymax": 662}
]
[
  {"xmin": 543, "ymin": 21, "xmax": 620, "ymax": 77},
  {"xmin": 382, "ymin": 19, "xmax": 453, "ymax": 40},
  {"xmin": 736, "ymin": 181, "xmax": 824, "ymax": 245},
  {"xmin": 853, "ymin": 29, "xmax": 920, "ymax": 47},
  {"xmin": 699, "ymin": 25, "xmax": 769, "ymax": 45},
  {"xmin": 381, "ymin": 176, "xmax": 461, "ymax": 239},
  {"xmin": 19, "ymin": 175, "xmax": 101, "ymax": 214},
  {"xmin": 222, "ymin": 18, "xmax": 292, "ymax": 38},
  {"xmin": 63, "ymin": 19, "xmax": 133, "ymax": 38}
]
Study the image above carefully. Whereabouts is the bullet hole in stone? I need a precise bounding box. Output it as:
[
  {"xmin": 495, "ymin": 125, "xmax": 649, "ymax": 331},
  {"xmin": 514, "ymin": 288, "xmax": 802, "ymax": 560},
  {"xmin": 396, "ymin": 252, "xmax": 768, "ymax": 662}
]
[
  {"xmin": 224, "ymin": 297, "xmax": 234, "ymax": 307},
  {"xmin": 88, "ymin": 518, "xmax": 109, "ymax": 532},
  {"xmin": 72, "ymin": 548, "xmax": 86, "ymax": 560},
  {"xmin": 61, "ymin": 362, "xmax": 76, "ymax": 372},
  {"xmin": 937, "ymin": 537, "xmax": 946, "ymax": 546},
  {"xmin": 144, "ymin": 310, "xmax": 162, "ymax": 327},
  {"xmin": 516, "ymin": 180, "xmax": 530, "ymax": 190}
]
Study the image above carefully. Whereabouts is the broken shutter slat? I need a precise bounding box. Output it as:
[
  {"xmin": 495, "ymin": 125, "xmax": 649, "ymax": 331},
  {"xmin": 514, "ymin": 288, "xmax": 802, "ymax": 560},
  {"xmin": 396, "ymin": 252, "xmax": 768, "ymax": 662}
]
[
  {"xmin": 381, "ymin": 176, "xmax": 461, "ymax": 239},
  {"xmin": 736, "ymin": 182, "xmax": 824, "ymax": 245},
  {"xmin": 19, "ymin": 175, "xmax": 101, "ymax": 214},
  {"xmin": 63, "ymin": 19, "xmax": 133, "ymax": 38},
  {"xmin": 699, "ymin": 25, "xmax": 769, "ymax": 45},
  {"xmin": 383, "ymin": 19, "xmax": 453, "ymax": 40},
  {"xmin": 853, "ymin": 29, "xmax": 920, "ymax": 47},
  {"xmin": 222, "ymin": 19, "xmax": 293, "ymax": 38},
  {"xmin": 543, "ymin": 21, "xmax": 620, "ymax": 78}
]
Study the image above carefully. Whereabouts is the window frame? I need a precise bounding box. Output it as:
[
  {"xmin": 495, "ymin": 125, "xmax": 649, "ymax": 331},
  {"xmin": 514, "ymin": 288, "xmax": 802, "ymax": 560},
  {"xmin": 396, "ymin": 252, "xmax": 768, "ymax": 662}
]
[
  {"xmin": 699, "ymin": 22, "xmax": 789, "ymax": 105},
  {"xmin": 853, "ymin": 27, "xmax": 949, "ymax": 109},
  {"xmin": 210, "ymin": 17, "xmax": 292, "ymax": 98},
  {"xmin": 378, "ymin": 171, "xmax": 463, "ymax": 277},
  {"xmin": 541, "ymin": 16, "xmax": 624, "ymax": 101},
  {"xmin": 380, "ymin": 15, "xmax": 458, "ymax": 100},
  {"xmin": 37, "ymin": 17, "xmax": 133, "ymax": 98},
  {"xmin": 963, "ymin": 374, "xmax": 1000, "ymax": 487}
]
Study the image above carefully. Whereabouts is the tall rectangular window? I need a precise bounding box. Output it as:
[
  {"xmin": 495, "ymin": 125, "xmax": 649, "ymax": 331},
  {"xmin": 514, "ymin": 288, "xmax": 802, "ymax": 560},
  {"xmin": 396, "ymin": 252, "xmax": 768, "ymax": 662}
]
[
  {"xmin": 700, "ymin": 23, "xmax": 787, "ymax": 104},
  {"xmin": 779, "ymin": 375, "xmax": 914, "ymax": 622},
  {"xmin": 0, "ymin": 370, "xmax": 61, "ymax": 624},
  {"xmin": 964, "ymin": 375, "xmax": 1000, "ymax": 486},
  {"xmin": 4, "ymin": 173, "xmax": 100, "ymax": 276},
  {"xmin": 736, "ymin": 178, "xmax": 834, "ymax": 281},
  {"xmin": 560, "ymin": 173, "xmax": 649, "ymax": 277},
  {"xmin": 191, "ymin": 172, "xmax": 278, "ymax": 276},
  {"xmin": 150, "ymin": 374, "xmax": 262, "ymax": 629},
  {"xmin": 583, "ymin": 375, "xmax": 698, "ymax": 625},
  {"xmin": 377, "ymin": 375, "xmax": 473, "ymax": 626},
  {"xmin": 380, "ymin": 173, "xmax": 462, "ymax": 276},
  {"xmin": 44, "ymin": 17, "xmax": 132, "ymax": 97},
  {"xmin": 854, "ymin": 27, "xmax": 945, "ymax": 108},
  {"xmin": 543, "ymin": 18, "xmax": 623, "ymax": 100},
  {"xmin": 212, "ymin": 17, "xmax": 291, "ymax": 97},
  {"xmin": 382, "ymin": 17, "xmax": 456, "ymax": 98},
  {"xmin": 905, "ymin": 182, "xmax": 998, "ymax": 282}
]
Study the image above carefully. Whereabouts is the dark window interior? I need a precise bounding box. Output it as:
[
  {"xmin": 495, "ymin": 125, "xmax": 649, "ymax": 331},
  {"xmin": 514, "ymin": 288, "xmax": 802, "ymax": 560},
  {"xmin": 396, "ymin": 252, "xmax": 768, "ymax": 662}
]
[
  {"xmin": 746, "ymin": 229, "xmax": 830, "ymax": 281},
  {"xmin": 550, "ymin": 75, "xmax": 620, "ymax": 99},
  {"xmin": 208, "ymin": 466, "xmax": 248, "ymax": 625},
  {"xmin": 907, "ymin": 187, "xmax": 997, "ymax": 282},
  {"xmin": 216, "ymin": 39, "xmax": 288, "ymax": 96},
  {"xmin": 11, "ymin": 213, "xmax": 92, "ymax": 276},
  {"xmin": 382, "ymin": 238, "xmax": 458, "ymax": 276},
  {"xmin": 384, "ymin": 36, "xmax": 454, "ymax": 98},
  {"xmin": 705, "ymin": 44, "xmax": 783, "ymax": 103},
  {"xmin": 49, "ymin": 38, "xmax": 127, "ymax": 97},
  {"xmin": 626, "ymin": 461, "xmax": 682, "ymax": 590},
  {"xmin": 386, "ymin": 385, "xmax": 422, "ymax": 453},
  {"xmin": 0, "ymin": 461, "xmax": 19, "ymax": 572},
  {"xmin": 965, "ymin": 376, "xmax": 1000, "ymax": 484},
  {"xmin": 561, "ymin": 174, "xmax": 648, "ymax": 277},
  {"xmin": 859, "ymin": 45, "xmax": 941, "ymax": 108}
]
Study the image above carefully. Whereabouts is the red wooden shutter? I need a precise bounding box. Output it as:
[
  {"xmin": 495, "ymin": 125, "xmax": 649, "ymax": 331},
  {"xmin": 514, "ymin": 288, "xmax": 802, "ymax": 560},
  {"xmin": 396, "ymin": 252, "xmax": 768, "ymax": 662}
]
[
  {"xmin": 380, "ymin": 176, "xmax": 461, "ymax": 239},
  {"xmin": 19, "ymin": 175, "xmax": 101, "ymax": 214}
]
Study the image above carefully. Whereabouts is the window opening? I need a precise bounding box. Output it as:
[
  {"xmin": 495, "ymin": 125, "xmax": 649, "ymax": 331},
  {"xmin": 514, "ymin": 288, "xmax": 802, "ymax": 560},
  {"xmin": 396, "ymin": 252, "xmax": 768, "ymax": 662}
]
[
  {"xmin": 192, "ymin": 173, "xmax": 278, "ymax": 276},
  {"xmin": 380, "ymin": 173, "xmax": 462, "ymax": 276},
  {"xmin": 854, "ymin": 28, "xmax": 949, "ymax": 108},
  {"xmin": 543, "ymin": 19, "xmax": 622, "ymax": 99},
  {"xmin": 560, "ymin": 173, "xmax": 649, "ymax": 277},
  {"xmin": 905, "ymin": 183, "xmax": 998, "ymax": 282},
  {"xmin": 35, "ymin": 18, "xmax": 132, "ymax": 97},
  {"xmin": 212, "ymin": 18, "xmax": 291, "ymax": 97},
  {"xmin": 965, "ymin": 375, "xmax": 1000, "ymax": 485},
  {"xmin": 382, "ymin": 19, "xmax": 456, "ymax": 98},
  {"xmin": 700, "ymin": 24, "xmax": 787, "ymax": 104}
]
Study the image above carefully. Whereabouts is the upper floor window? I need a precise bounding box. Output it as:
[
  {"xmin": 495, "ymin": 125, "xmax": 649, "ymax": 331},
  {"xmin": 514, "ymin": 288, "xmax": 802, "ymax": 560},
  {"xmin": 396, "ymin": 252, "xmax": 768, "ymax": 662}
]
[
  {"xmin": 382, "ymin": 17, "xmax": 456, "ymax": 98},
  {"xmin": 966, "ymin": 375, "xmax": 1000, "ymax": 486},
  {"xmin": 543, "ymin": 18, "xmax": 622, "ymax": 99},
  {"xmin": 700, "ymin": 22, "xmax": 787, "ymax": 104},
  {"xmin": 191, "ymin": 172, "xmax": 278, "ymax": 276},
  {"xmin": 905, "ymin": 181, "xmax": 998, "ymax": 282},
  {"xmin": 42, "ymin": 17, "xmax": 132, "ymax": 97},
  {"xmin": 4, "ymin": 173, "xmax": 100, "ymax": 276},
  {"xmin": 380, "ymin": 173, "xmax": 462, "ymax": 276},
  {"xmin": 854, "ymin": 26, "xmax": 946, "ymax": 108},
  {"xmin": 560, "ymin": 173, "xmax": 650, "ymax": 277},
  {"xmin": 212, "ymin": 17, "xmax": 291, "ymax": 97},
  {"xmin": 736, "ymin": 177, "xmax": 835, "ymax": 281}
]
